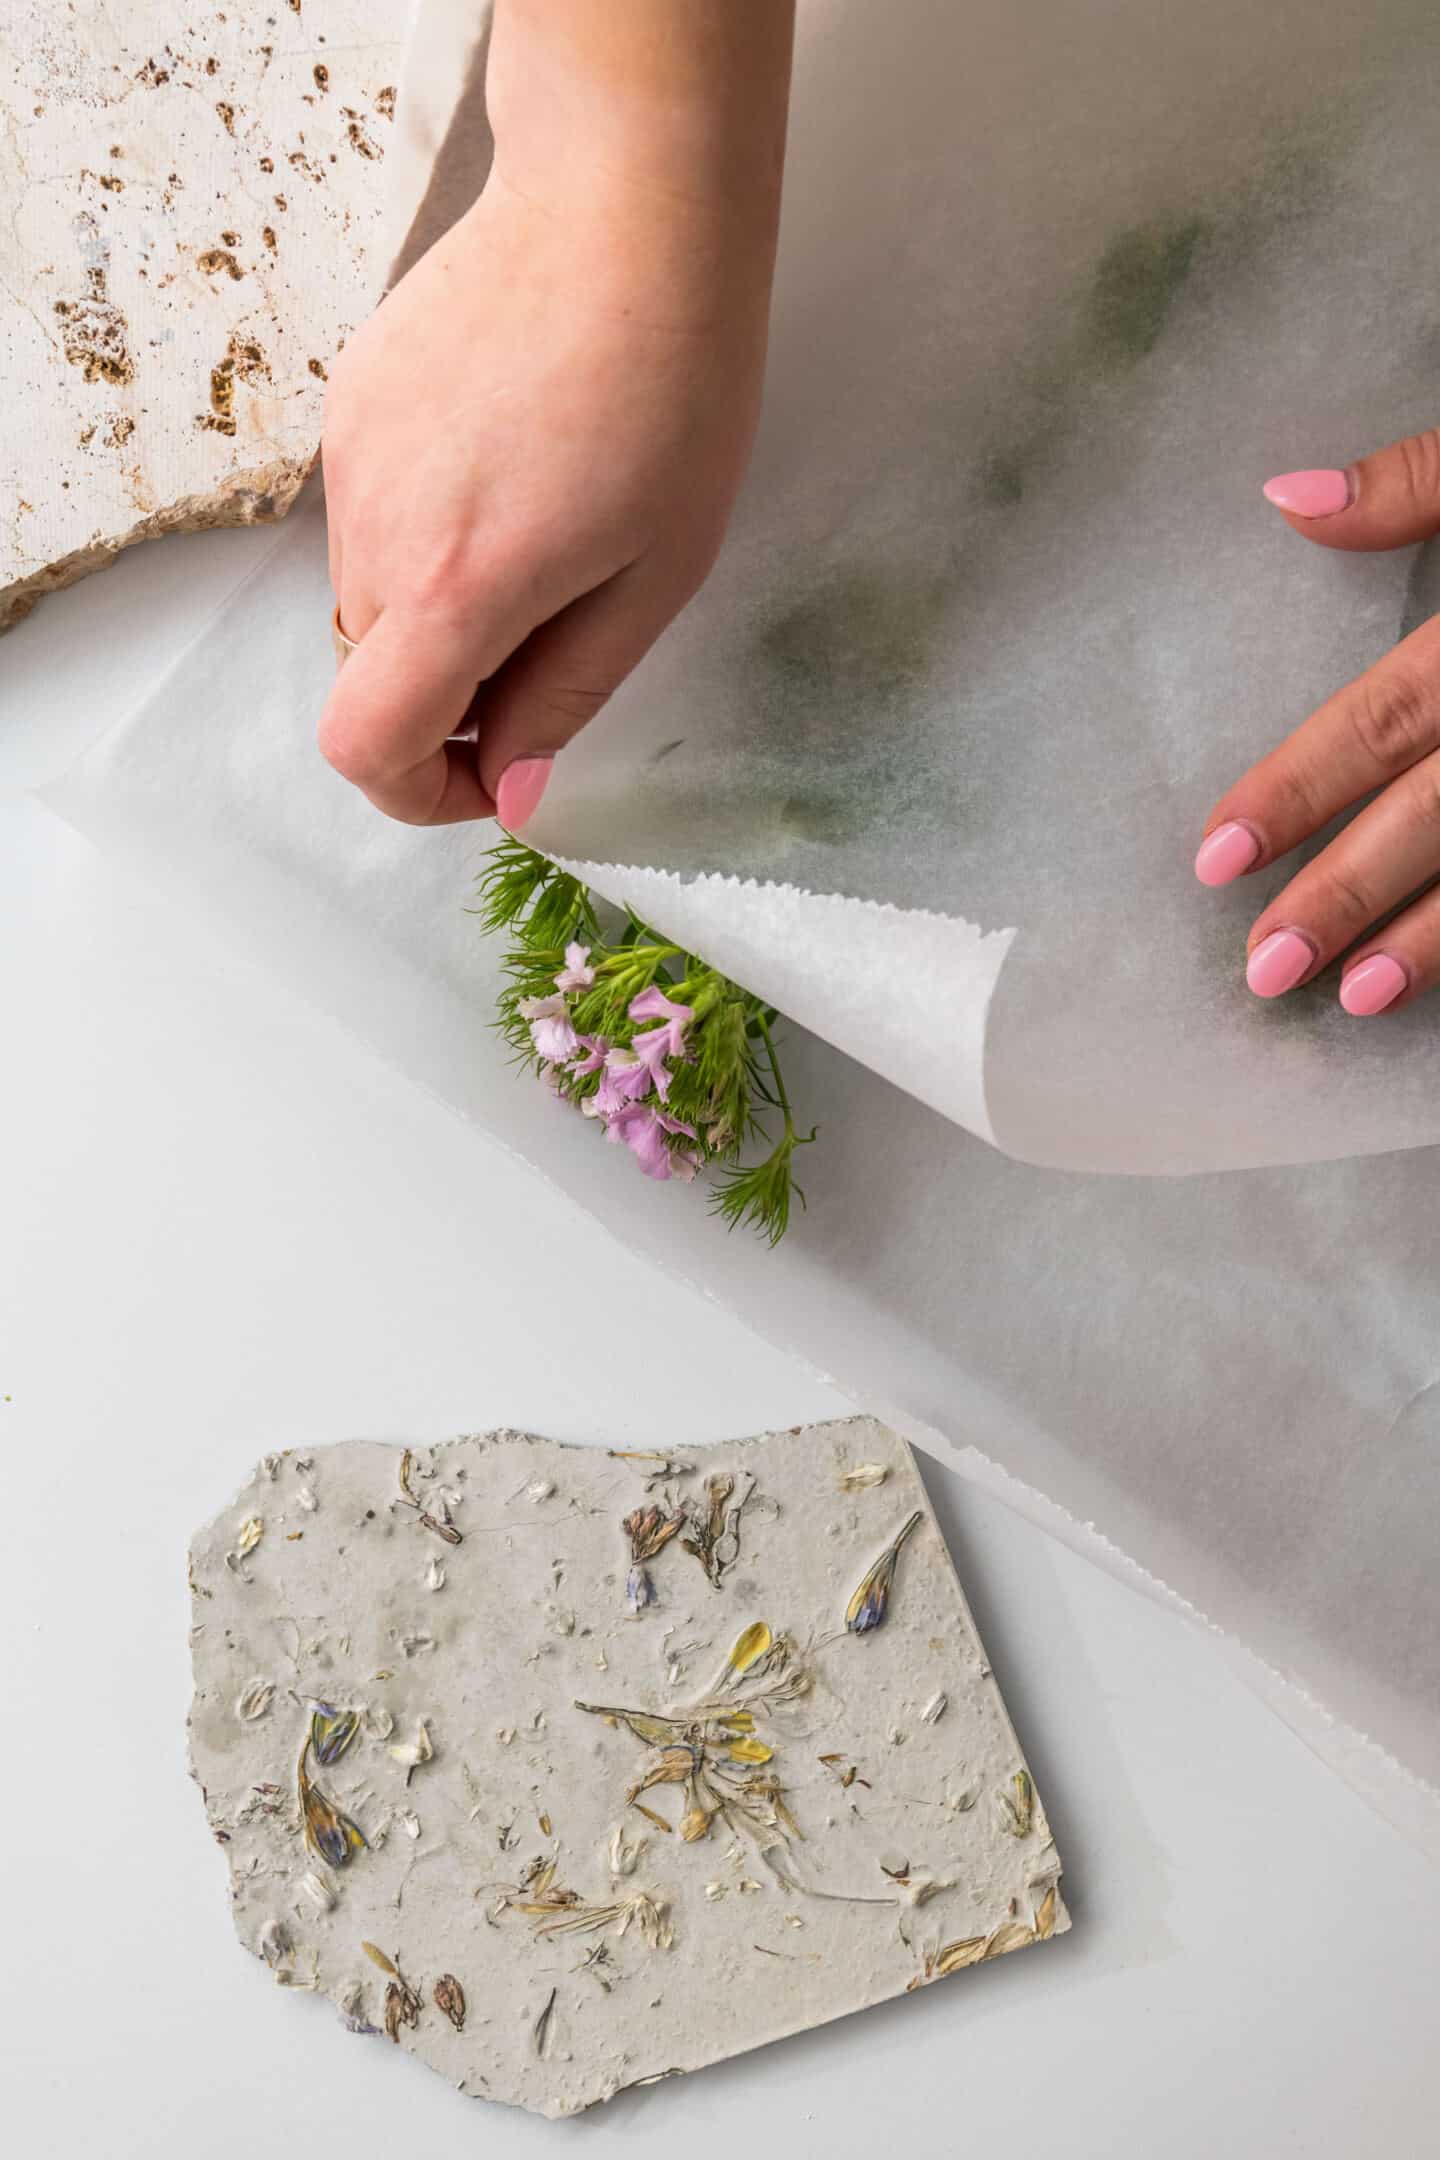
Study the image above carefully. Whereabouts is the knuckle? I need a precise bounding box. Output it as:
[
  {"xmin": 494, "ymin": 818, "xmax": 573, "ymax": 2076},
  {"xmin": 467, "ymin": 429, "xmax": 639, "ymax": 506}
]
[
  {"xmin": 1396, "ymin": 427, "xmax": 1440, "ymax": 507},
  {"xmin": 1267, "ymin": 753, "xmax": 1325, "ymax": 830},
  {"xmin": 1346, "ymin": 666, "xmax": 1435, "ymax": 771},
  {"xmin": 317, "ymin": 712, "xmax": 383, "ymax": 789},
  {"xmin": 538, "ymin": 682, "xmax": 613, "ymax": 729},
  {"xmin": 404, "ymin": 552, "xmax": 490, "ymax": 633},
  {"xmin": 1402, "ymin": 757, "xmax": 1440, "ymax": 832},
  {"xmin": 1313, "ymin": 859, "xmax": 1374, "ymax": 930}
]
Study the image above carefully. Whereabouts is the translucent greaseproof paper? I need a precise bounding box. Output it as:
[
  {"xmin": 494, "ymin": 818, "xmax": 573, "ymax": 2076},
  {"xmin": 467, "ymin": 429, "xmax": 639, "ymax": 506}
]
[{"xmin": 42, "ymin": 0, "xmax": 1440, "ymax": 1849}]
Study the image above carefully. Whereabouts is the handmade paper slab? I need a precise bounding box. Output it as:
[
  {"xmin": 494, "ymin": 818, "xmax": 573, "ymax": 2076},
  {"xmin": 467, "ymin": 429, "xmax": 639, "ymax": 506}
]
[
  {"xmin": 0, "ymin": 0, "xmax": 400, "ymax": 631},
  {"xmin": 188, "ymin": 1419, "xmax": 1067, "ymax": 2117}
]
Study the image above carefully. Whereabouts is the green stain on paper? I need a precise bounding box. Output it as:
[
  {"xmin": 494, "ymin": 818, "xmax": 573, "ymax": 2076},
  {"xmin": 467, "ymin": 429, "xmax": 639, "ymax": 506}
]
[
  {"xmin": 757, "ymin": 568, "xmax": 952, "ymax": 704},
  {"xmin": 1079, "ymin": 216, "xmax": 1209, "ymax": 378}
]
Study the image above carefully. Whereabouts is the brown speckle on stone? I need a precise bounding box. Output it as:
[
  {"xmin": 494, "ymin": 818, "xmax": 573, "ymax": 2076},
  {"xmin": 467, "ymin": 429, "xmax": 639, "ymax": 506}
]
[
  {"xmin": 202, "ymin": 330, "xmax": 271, "ymax": 436},
  {"xmin": 215, "ymin": 101, "xmax": 235, "ymax": 135},
  {"xmin": 313, "ymin": 64, "xmax": 329, "ymax": 92},
  {"xmin": 307, "ymin": 357, "xmax": 327, "ymax": 380},
  {"xmin": 374, "ymin": 85, "xmax": 396, "ymax": 122},
  {"xmin": 137, "ymin": 57, "xmax": 170, "ymax": 88},
  {"xmin": 221, "ymin": 230, "xmax": 240, "ymax": 246},
  {"xmin": 107, "ymin": 414, "xmax": 136, "ymax": 447},
  {"xmin": 196, "ymin": 247, "xmax": 244, "ymax": 281},
  {"xmin": 340, "ymin": 108, "xmax": 381, "ymax": 161},
  {"xmin": 258, "ymin": 155, "xmax": 274, "ymax": 173},
  {"xmin": 52, "ymin": 279, "xmax": 135, "ymax": 387},
  {"xmin": 262, "ymin": 226, "xmax": 277, "ymax": 253}
]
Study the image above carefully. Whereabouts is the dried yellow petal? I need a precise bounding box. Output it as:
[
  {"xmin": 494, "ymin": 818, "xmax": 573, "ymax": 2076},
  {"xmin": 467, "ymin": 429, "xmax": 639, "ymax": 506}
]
[
  {"xmin": 235, "ymin": 1516, "xmax": 264, "ymax": 1557},
  {"xmin": 1033, "ymin": 1885, "xmax": 1057, "ymax": 1939},
  {"xmin": 361, "ymin": 1941, "xmax": 399, "ymax": 1977},
  {"xmin": 726, "ymin": 1736, "xmax": 775, "ymax": 1766},
  {"xmin": 726, "ymin": 1621, "xmax": 773, "ymax": 1675},
  {"xmin": 932, "ymin": 1935, "xmax": 988, "ymax": 1975},
  {"xmin": 984, "ymin": 1918, "xmax": 1037, "ymax": 1959},
  {"xmin": 631, "ymin": 1802, "xmax": 673, "ymax": 1834},
  {"xmin": 838, "ymin": 1463, "xmax": 889, "ymax": 1491},
  {"xmin": 679, "ymin": 1806, "xmax": 711, "ymax": 1842}
]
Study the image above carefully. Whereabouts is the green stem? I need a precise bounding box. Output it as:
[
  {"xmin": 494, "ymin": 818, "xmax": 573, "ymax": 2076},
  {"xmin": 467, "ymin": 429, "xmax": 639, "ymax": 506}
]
[{"xmin": 755, "ymin": 1012, "xmax": 794, "ymax": 1137}]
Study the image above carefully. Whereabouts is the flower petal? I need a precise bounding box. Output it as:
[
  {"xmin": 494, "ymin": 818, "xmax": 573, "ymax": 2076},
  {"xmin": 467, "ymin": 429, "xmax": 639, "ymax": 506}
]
[
  {"xmin": 628, "ymin": 986, "xmax": 693, "ymax": 1029},
  {"xmin": 555, "ymin": 943, "xmax": 596, "ymax": 992}
]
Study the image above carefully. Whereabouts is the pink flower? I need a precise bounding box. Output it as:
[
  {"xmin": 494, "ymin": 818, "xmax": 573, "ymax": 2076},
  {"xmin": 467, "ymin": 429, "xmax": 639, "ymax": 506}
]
[
  {"xmin": 569, "ymin": 1034, "xmax": 609, "ymax": 1077},
  {"xmin": 591, "ymin": 1049, "xmax": 653, "ymax": 1120},
  {"xmin": 628, "ymin": 986, "xmax": 692, "ymax": 1041},
  {"xmin": 626, "ymin": 987, "xmax": 693, "ymax": 1100},
  {"xmin": 555, "ymin": 943, "xmax": 596, "ymax": 993},
  {"xmin": 518, "ymin": 994, "xmax": 579, "ymax": 1064},
  {"xmin": 608, "ymin": 1103, "xmax": 699, "ymax": 1181},
  {"xmin": 631, "ymin": 1025, "xmax": 679, "ymax": 1098}
]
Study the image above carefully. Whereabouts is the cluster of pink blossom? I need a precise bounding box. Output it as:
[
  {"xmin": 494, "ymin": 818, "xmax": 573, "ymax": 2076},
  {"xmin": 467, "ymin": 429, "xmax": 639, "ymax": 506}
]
[{"xmin": 518, "ymin": 945, "xmax": 702, "ymax": 1182}]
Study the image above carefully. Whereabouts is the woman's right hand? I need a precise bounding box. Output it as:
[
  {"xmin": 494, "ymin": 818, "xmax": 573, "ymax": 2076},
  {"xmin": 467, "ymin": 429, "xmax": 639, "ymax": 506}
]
[{"xmin": 317, "ymin": 0, "xmax": 794, "ymax": 832}]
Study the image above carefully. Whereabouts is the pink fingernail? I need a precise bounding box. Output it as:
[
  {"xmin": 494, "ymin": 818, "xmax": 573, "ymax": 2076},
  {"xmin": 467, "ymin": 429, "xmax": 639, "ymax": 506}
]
[
  {"xmin": 1246, "ymin": 927, "xmax": 1317, "ymax": 998},
  {"xmin": 1339, "ymin": 953, "xmax": 1408, "ymax": 1016},
  {"xmin": 1262, "ymin": 468, "xmax": 1352, "ymax": 519},
  {"xmin": 496, "ymin": 754, "xmax": 554, "ymax": 831},
  {"xmin": 1194, "ymin": 820, "xmax": 1261, "ymax": 887}
]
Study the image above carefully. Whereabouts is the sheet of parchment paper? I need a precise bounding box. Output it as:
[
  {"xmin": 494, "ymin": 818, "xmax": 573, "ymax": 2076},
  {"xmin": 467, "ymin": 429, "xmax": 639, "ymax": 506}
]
[
  {"xmin": 399, "ymin": 0, "xmax": 1439, "ymax": 1175},
  {"xmin": 35, "ymin": 0, "xmax": 1440, "ymax": 1850},
  {"xmin": 39, "ymin": 490, "xmax": 1440, "ymax": 1860}
]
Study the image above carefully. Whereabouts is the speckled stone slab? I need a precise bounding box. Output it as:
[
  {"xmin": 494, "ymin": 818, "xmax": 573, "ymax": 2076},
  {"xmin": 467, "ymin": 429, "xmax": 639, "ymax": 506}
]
[
  {"xmin": 0, "ymin": 0, "xmax": 401, "ymax": 630},
  {"xmin": 188, "ymin": 1418, "xmax": 1069, "ymax": 2117}
]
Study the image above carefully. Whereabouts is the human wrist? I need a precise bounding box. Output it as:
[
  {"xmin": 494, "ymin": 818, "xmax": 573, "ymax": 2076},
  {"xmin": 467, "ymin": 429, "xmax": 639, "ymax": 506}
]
[{"xmin": 486, "ymin": 0, "xmax": 793, "ymax": 253}]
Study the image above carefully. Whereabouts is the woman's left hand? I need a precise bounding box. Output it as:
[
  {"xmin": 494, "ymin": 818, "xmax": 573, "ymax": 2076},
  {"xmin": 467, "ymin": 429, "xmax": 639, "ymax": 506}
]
[{"xmin": 1196, "ymin": 428, "xmax": 1440, "ymax": 1015}]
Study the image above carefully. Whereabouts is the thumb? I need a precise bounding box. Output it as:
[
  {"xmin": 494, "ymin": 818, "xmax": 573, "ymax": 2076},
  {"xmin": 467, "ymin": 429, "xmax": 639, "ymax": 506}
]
[
  {"xmin": 1262, "ymin": 427, "xmax": 1440, "ymax": 552},
  {"xmin": 477, "ymin": 561, "xmax": 694, "ymax": 831}
]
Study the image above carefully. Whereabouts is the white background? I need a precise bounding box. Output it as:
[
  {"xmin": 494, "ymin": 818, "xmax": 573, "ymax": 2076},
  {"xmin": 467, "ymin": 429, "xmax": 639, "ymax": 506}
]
[{"xmin": 2, "ymin": 531, "xmax": 1437, "ymax": 2156}]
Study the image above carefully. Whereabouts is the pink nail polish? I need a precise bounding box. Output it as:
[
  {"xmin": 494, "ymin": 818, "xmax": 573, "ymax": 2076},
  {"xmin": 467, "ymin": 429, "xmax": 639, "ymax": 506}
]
[
  {"xmin": 1246, "ymin": 928, "xmax": 1316, "ymax": 998},
  {"xmin": 1339, "ymin": 953, "xmax": 1408, "ymax": 1016},
  {"xmin": 1194, "ymin": 820, "xmax": 1261, "ymax": 887},
  {"xmin": 1262, "ymin": 468, "xmax": 1351, "ymax": 519},
  {"xmin": 496, "ymin": 754, "xmax": 554, "ymax": 831}
]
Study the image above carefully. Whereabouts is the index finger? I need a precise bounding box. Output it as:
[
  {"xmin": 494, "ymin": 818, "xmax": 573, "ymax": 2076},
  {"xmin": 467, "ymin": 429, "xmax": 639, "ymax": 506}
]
[
  {"xmin": 317, "ymin": 606, "xmax": 515, "ymax": 826},
  {"xmin": 1196, "ymin": 611, "xmax": 1440, "ymax": 882}
]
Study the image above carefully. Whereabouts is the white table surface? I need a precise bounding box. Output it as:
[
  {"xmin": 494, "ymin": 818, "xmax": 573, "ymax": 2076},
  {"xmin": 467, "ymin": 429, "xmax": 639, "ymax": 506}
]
[{"xmin": 2, "ymin": 533, "xmax": 1437, "ymax": 2157}]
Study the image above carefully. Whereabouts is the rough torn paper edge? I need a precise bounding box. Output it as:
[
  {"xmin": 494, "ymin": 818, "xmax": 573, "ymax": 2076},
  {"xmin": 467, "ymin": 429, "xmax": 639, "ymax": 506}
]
[
  {"xmin": 557, "ymin": 854, "xmax": 1017, "ymax": 1146},
  {"xmin": 880, "ymin": 1404, "xmax": 1440, "ymax": 1864}
]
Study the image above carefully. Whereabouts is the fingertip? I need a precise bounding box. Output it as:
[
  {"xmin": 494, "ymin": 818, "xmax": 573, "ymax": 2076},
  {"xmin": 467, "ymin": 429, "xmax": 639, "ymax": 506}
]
[
  {"xmin": 1339, "ymin": 953, "xmax": 1408, "ymax": 1016},
  {"xmin": 1246, "ymin": 927, "xmax": 1317, "ymax": 999},
  {"xmin": 495, "ymin": 754, "xmax": 555, "ymax": 832},
  {"xmin": 1194, "ymin": 819, "xmax": 1262, "ymax": 887},
  {"xmin": 1261, "ymin": 468, "xmax": 1353, "ymax": 520}
]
